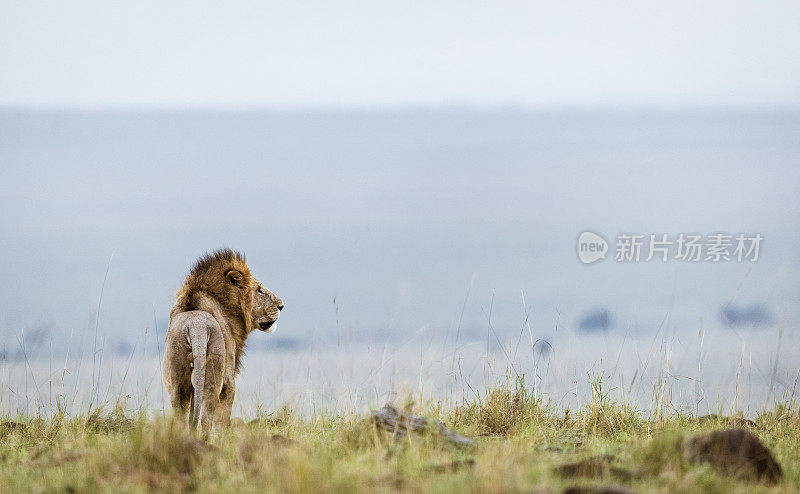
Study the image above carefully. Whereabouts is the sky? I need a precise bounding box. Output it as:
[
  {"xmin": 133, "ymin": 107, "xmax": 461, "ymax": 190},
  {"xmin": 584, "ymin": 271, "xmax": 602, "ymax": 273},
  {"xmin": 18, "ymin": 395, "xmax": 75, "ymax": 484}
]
[{"xmin": 1, "ymin": 1, "xmax": 799, "ymax": 108}]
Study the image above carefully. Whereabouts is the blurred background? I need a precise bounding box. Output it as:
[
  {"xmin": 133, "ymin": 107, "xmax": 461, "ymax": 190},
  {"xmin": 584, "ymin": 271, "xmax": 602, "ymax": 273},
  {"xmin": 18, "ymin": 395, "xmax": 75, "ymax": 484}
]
[{"xmin": 1, "ymin": 1, "xmax": 799, "ymax": 416}]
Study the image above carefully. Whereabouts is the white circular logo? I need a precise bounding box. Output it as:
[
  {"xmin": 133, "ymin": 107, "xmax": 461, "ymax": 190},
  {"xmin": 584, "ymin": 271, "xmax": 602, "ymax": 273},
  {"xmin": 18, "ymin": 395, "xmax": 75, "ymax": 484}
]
[{"xmin": 577, "ymin": 231, "xmax": 608, "ymax": 264}]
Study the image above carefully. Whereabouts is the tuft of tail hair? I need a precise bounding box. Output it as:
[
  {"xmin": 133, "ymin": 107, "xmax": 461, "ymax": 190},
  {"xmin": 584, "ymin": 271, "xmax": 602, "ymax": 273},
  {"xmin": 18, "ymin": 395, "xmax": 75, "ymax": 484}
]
[{"xmin": 188, "ymin": 324, "xmax": 207, "ymax": 429}]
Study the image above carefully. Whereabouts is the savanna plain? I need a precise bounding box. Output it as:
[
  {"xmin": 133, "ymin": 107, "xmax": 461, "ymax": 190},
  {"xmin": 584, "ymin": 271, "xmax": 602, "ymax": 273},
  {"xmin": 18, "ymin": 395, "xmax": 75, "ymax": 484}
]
[{"xmin": 1, "ymin": 376, "xmax": 798, "ymax": 493}]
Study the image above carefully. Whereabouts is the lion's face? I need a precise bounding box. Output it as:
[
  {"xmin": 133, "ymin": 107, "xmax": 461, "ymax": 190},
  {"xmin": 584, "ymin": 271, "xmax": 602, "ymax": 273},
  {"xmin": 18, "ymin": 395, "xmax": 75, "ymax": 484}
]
[{"xmin": 251, "ymin": 278, "xmax": 283, "ymax": 333}]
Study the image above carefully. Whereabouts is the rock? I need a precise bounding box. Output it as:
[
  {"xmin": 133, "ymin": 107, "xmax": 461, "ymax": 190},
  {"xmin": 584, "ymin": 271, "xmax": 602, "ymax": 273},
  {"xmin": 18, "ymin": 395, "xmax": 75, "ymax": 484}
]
[
  {"xmin": 683, "ymin": 428, "xmax": 781, "ymax": 484},
  {"xmin": 372, "ymin": 404, "xmax": 474, "ymax": 447},
  {"xmin": 694, "ymin": 414, "xmax": 756, "ymax": 429},
  {"xmin": 0, "ymin": 420, "xmax": 26, "ymax": 439},
  {"xmin": 1, "ymin": 420, "xmax": 26, "ymax": 430}
]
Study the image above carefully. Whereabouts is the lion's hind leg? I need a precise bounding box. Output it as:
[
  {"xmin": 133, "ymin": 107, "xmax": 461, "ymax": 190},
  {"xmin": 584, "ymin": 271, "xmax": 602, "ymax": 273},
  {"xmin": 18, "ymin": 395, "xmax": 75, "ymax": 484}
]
[
  {"xmin": 179, "ymin": 311, "xmax": 225, "ymax": 439},
  {"xmin": 170, "ymin": 379, "xmax": 193, "ymax": 424},
  {"xmin": 163, "ymin": 335, "xmax": 193, "ymax": 425},
  {"xmin": 213, "ymin": 380, "xmax": 235, "ymax": 431},
  {"xmin": 164, "ymin": 311, "xmax": 205, "ymax": 428}
]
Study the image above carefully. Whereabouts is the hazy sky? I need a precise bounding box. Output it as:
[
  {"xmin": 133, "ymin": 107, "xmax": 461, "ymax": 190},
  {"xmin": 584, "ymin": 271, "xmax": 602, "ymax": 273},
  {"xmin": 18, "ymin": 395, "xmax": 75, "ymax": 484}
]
[{"xmin": 1, "ymin": 1, "xmax": 799, "ymax": 108}]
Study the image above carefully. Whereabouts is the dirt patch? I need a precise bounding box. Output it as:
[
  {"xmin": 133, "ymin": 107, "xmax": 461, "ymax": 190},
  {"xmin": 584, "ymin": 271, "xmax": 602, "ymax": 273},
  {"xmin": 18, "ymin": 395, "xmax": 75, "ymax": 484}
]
[
  {"xmin": 424, "ymin": 458, "xmax": 475, "ymax": 474},
  {"xmin": 563, "ymin": 486, "xmax": 636, "ymax": 494},
  {"xmin": 555, "ymin": 455, "xmax": 635, "ymax": 482}
]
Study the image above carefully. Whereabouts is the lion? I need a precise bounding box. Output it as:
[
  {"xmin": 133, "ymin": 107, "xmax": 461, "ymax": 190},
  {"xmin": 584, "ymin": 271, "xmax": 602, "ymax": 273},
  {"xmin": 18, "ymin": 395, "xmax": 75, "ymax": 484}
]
[{"xmin": 162, "ymin": 248, "xmax": 283, "ymax": 437}]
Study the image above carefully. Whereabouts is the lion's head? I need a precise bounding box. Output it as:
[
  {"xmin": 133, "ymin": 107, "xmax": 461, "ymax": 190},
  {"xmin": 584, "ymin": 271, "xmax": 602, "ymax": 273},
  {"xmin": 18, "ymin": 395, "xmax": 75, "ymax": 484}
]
[
  {"xmin": 252, "ymin": 280, "xmax": 283, "ymax": 333},
  {"xmin": 175, "ymin": 248, "xmax": 283, "ymax": 337}
]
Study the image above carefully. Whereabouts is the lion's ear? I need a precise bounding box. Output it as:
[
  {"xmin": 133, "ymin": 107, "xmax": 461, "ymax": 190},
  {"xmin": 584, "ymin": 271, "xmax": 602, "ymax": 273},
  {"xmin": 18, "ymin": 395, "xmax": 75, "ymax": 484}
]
[{"xmin": 225, "ymin": 269, "xmax": 245, "ymax": 286}]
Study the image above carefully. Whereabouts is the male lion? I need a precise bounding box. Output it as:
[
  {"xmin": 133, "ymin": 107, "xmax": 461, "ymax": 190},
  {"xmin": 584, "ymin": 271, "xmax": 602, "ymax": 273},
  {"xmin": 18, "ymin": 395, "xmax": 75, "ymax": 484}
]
[{"xmin": 163, "ymin": 248, "xmax": 283, "ymax": 436}]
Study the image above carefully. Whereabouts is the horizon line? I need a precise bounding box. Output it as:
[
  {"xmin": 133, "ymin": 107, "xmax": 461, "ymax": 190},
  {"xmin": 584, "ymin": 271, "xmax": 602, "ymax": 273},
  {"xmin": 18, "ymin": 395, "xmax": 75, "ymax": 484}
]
[{"xmin": 2, "ymin": 102, "xmax": 800, "ymax": 114}]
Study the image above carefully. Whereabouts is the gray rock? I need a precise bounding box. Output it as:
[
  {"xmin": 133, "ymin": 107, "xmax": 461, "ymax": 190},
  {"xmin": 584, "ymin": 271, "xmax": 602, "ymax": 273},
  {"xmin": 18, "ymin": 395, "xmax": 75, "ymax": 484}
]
[{"xmin": 683, "ymin": 428, "xmax": 781, "ymax": 484}]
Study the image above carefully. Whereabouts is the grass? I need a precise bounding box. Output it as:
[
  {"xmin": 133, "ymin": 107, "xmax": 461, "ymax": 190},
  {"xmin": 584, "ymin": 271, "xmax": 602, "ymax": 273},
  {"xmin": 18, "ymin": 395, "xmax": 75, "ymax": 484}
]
[{"xmin": 1, "ymin": 381, "xmax": 798, "ymax": 493}]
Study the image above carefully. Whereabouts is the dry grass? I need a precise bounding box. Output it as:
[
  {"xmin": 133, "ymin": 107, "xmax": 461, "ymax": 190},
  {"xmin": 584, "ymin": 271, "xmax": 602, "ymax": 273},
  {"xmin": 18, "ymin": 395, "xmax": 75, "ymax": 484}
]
[{"xmin": 1, "ymin": 383, "xmax": 799, "ymax": 493}]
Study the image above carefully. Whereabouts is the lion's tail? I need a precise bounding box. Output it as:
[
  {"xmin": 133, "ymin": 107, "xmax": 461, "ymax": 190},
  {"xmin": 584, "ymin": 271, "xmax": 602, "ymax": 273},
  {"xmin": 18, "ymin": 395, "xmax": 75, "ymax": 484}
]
[{"xmin": 188, "ymin": 324, "xmax": 207, "ymax": 429}]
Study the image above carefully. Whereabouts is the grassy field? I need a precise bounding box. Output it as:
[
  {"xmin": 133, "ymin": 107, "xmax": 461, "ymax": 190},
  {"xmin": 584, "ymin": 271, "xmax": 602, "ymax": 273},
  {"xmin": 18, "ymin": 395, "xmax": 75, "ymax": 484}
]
[{"xmin": 1, "ymin": 381, "xmax": 798, "ymax": 494}]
